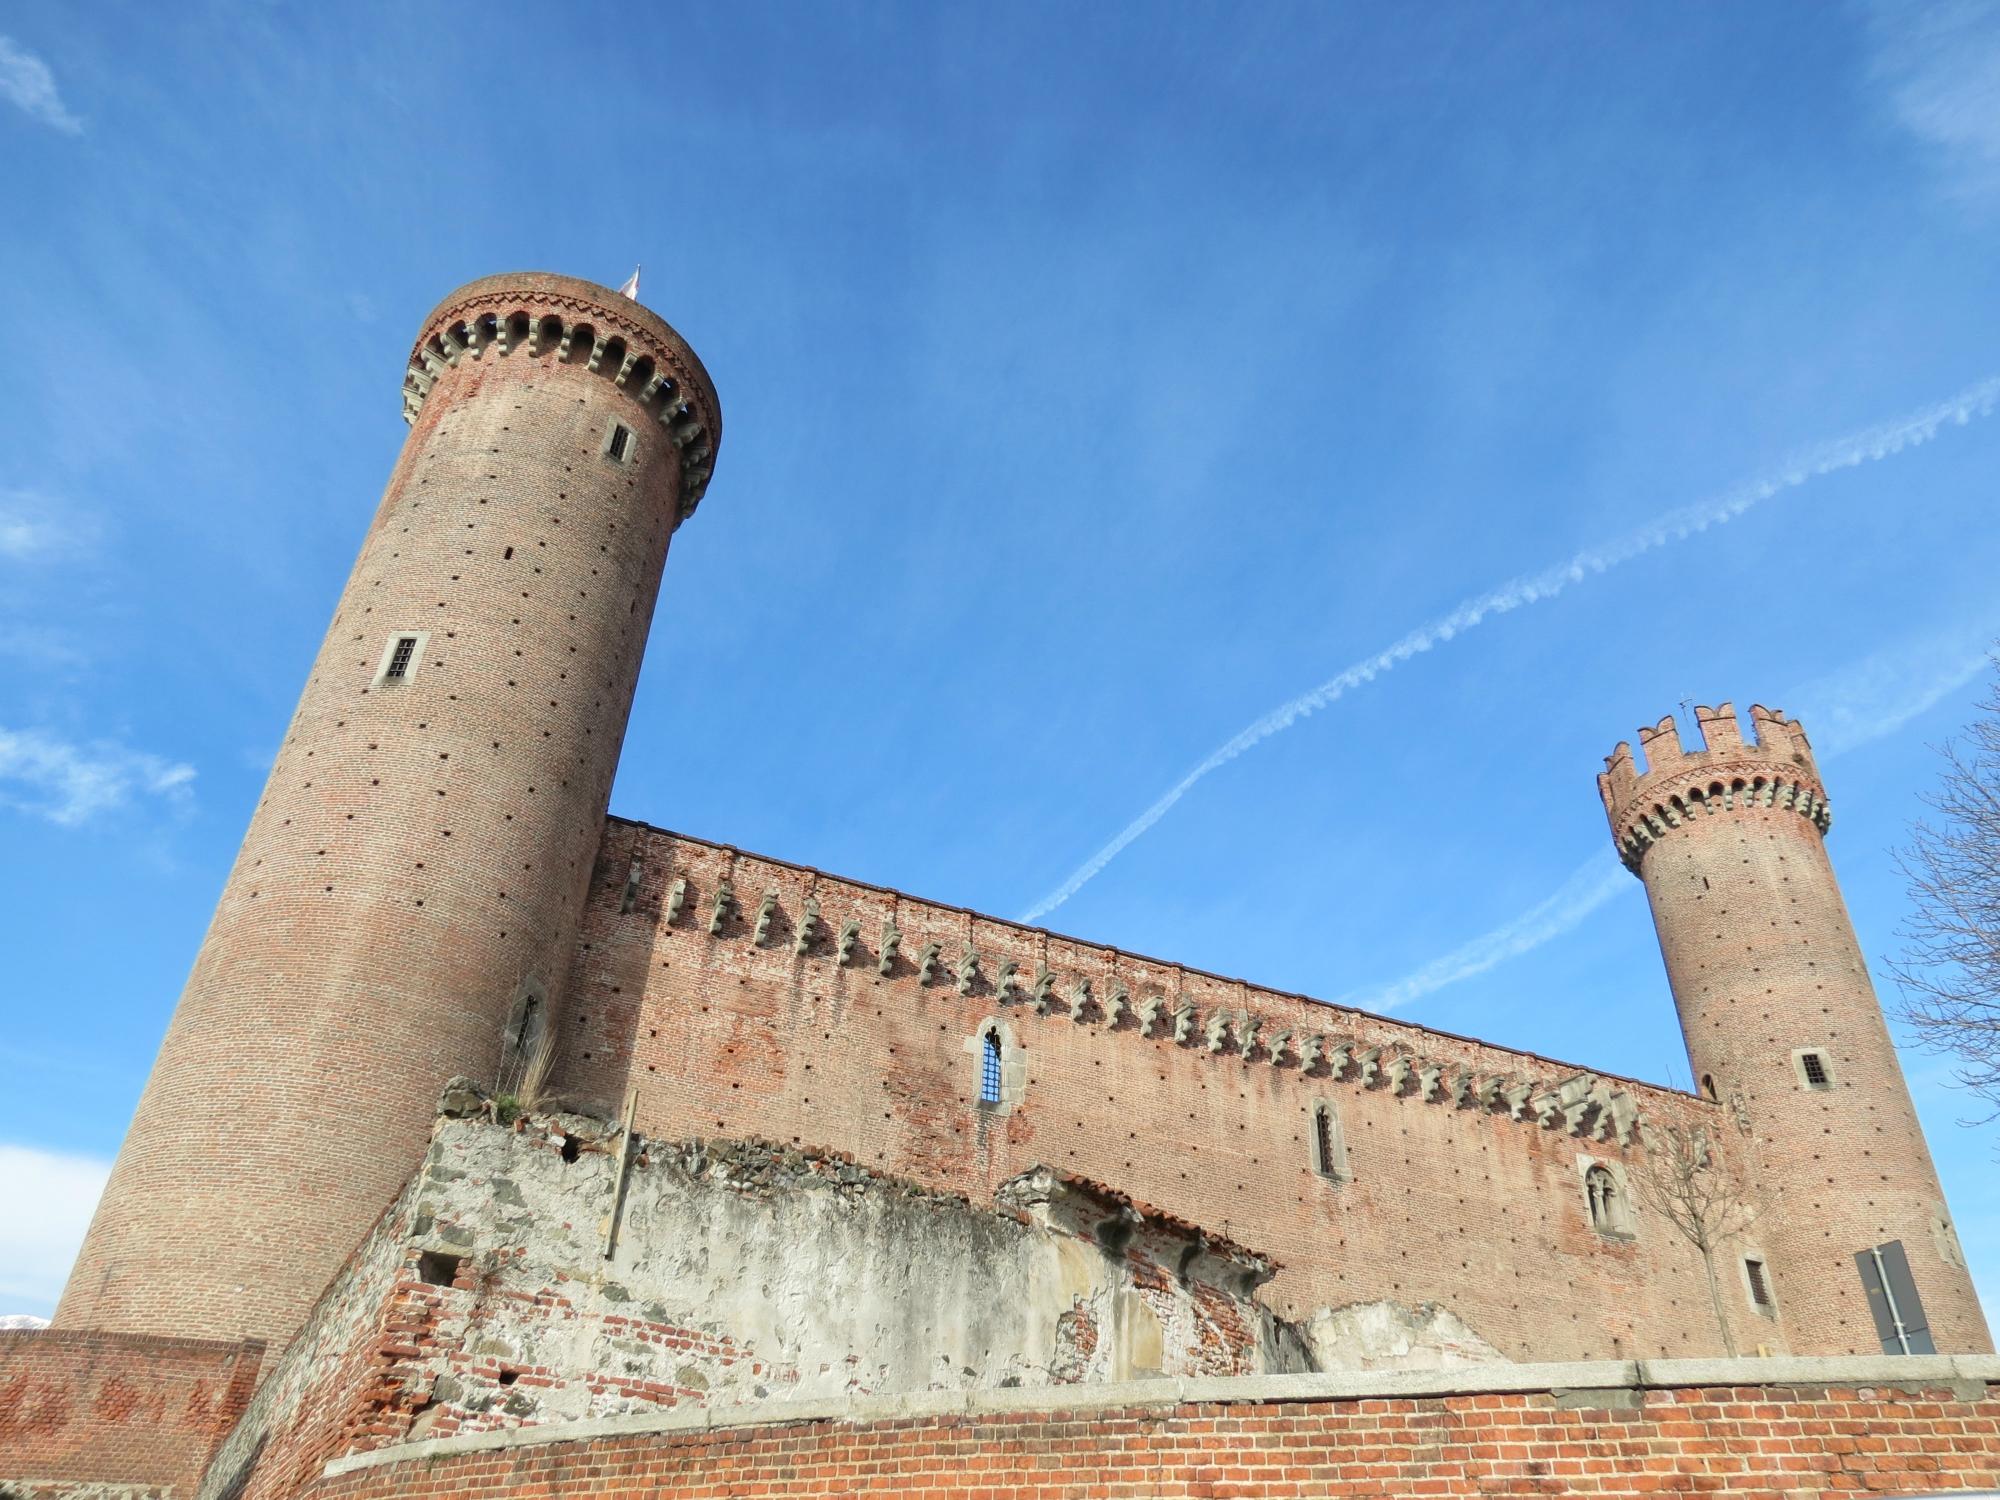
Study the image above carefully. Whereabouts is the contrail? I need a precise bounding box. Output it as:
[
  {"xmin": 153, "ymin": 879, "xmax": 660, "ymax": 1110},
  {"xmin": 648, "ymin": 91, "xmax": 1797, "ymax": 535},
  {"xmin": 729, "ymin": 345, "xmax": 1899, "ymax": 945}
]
[
  {"xmin": 1291, "ymin": 621, "xmax": 2000, "ymax": 1014},
  {"xmin": 1338, "ymin": 856, "xmax": 1630, "ymax": 1014},
  {"xmin": 1021, "ymin": 374, "xmax": 2000, "ymax": 923}
]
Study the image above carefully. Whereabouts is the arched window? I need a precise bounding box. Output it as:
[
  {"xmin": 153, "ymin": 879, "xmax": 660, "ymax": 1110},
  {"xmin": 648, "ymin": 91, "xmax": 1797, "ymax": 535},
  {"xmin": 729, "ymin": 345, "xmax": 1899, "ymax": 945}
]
[
  {"xmin": 980, "ymin": 1028, "xmax": 1002, "ymax": 1104},
  {"xmin": 1584, "ymin": 1163, "xmax": 1628, "ymax": 1235},
  {"xmin": 1312, "ymin": 1101, "xmax": 1348, "ymax": 1181}
]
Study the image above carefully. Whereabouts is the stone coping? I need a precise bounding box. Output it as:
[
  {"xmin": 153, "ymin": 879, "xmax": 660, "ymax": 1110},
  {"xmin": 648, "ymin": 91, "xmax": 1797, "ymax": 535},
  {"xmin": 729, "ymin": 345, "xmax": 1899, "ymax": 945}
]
[{"xmin": 324, "ymin": 1353, "xmax": 2000, "ymax": 1477}]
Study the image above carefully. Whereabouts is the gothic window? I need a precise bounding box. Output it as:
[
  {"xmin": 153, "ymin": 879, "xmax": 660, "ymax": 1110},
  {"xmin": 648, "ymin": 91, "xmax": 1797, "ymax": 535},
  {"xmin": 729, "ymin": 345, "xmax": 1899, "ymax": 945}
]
[
  {"xmin": 1584, "ymin": 1163, "xmax": 1629, "ymax": 1235},
  {"xmin": 980, "ymin": 1028, "xmax": 1002, "ymax": 1104},
  {"xmin": 1312, "ymin": 1101, "xmax": 1348, "ymax": 1181}
]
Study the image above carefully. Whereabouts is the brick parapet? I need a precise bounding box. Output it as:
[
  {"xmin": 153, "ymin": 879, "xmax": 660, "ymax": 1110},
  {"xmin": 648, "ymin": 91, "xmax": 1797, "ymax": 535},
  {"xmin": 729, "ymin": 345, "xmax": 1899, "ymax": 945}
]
[
  {"xmin": 1600, "ymin": 703, "xmax": 1830, "ymax": 872},
  {"xmin": 314, "ymin": 1355, "xmax": 2000, "ymax": 1499},
  {"xmin": 403, "ymin": 273, "xmax": 720, "ymax": 517}
]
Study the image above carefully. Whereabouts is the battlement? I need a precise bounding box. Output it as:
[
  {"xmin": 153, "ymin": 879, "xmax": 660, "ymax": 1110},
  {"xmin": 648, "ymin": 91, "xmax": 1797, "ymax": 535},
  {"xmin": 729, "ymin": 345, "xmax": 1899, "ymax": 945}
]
[
  {"xmin": 400, "ymin": 272, "xmax": 722, "ymax": 520},
  {"xmin": 1598, "ymin": 702, "xmax": 1829, "ymax": 872}
]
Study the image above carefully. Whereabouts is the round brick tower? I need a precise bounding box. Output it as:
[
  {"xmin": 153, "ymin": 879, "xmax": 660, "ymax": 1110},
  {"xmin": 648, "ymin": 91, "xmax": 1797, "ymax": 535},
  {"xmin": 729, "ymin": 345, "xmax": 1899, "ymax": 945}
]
[
  {"xmin": 55, "ymin": 273, "xmax": 720, "ymax": 1346},
  {"xmin": 1600, "ymin": 703, "xmax": 1990, "ymax": 1356}
]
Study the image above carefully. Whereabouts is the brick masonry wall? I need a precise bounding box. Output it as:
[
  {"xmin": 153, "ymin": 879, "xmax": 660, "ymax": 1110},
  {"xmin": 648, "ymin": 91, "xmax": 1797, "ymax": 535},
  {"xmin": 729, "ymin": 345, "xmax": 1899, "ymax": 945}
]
[
  {"xmin": 556, "ymin": 824, "xmax": 1775, "ymax": 1365},
  {"xmin": 1605, "ymin": 707, "xmax": 1991, "ymax": 1357},
  {"xmin": 57, "ymin": 276, "xmax": 718, "ymax": 1350},
  {"xmin": 0, "ymin": 1328, "xmax": 263, "ymax": 1493},
  {"xmin": 307, "ymin": 1368, "xmax": 2000, "ymax": 1500}
]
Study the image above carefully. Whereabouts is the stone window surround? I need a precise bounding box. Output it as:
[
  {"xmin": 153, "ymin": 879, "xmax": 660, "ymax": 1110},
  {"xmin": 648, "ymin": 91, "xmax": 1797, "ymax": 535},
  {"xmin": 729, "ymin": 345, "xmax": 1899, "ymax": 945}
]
[
  {"xmin": 1790, "ymin": 1047, "xmax": 1835, "ymax": 1092},
  {"xmin": 372, "ymin": 629, "xmax": 430, "ymax": 688},
  {"xmin": 965, "ymin": 1018, "xmax": 1025, "ymax": 1115},
  {"xmin": 602, "ymin": 416, "xmax": 638, "ymax": 467},
  {"xmin": 1577, "ymin": 1155, "xmax": 1634, "ymax": 1239},
  {"xmin": 1311, "ymin": 1099, "xmax": 1349, "ymax": 1183},
  {"xmin": 1740, "ymin": 1251, "xmax": 1779, "ymax": 1317}
]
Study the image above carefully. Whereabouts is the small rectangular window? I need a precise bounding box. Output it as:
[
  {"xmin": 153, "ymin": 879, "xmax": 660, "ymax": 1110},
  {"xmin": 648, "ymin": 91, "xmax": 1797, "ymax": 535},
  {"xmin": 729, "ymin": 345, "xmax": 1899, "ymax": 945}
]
[
  {"xmin": 607, "ymin": 422, "xmax": 631, "ymax": 461},
  {"xmin": 1745, "ymin": 1257, "xmax": 1773, "ymax": 1308},
  {"xmin": 383, "ymin": 635, "xmax": 418, "ymax": 681},
  {"xmin": 1801, "ymin": 1052, "xmax": 1829, "ymax": 1088}
]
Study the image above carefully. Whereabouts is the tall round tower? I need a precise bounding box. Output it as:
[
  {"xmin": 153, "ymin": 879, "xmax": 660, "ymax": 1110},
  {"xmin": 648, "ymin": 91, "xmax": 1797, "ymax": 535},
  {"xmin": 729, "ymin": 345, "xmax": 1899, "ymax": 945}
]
[
  {"xmin": 56, "ymin": 273, "xmax": 720, "ymax": 1346},
  {"xmin": 1600, "ymin": 703, "xmax": 1990, "ymax": 1356}
]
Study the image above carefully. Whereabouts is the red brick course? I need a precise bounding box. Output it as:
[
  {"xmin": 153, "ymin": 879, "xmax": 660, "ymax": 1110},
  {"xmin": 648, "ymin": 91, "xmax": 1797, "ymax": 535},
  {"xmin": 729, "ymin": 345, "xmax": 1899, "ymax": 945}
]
[
  {"xmin": 0, "ymin": 1328, "xmax": 262, "ymax": 1491},
  {"xmin": 307, "ymin": 1377, "xmax": 2000, "ymax": 1500}
]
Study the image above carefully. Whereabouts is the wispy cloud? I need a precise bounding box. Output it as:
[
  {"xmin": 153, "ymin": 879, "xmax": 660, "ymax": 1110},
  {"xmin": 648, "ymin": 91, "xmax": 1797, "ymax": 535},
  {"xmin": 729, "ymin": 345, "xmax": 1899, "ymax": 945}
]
[
  {"xmin": 0, "ymin": 489, "xmax": 97, "ymax": 560},
  {"xmin": 1344, "ymin": 618, "xmax": 2000, "ymax": 1013},
  {"xmin": 1022, "ymin": 374, "xmax": 2000, "ymax": 922},
  {"xmin": 1866, "ymin": 0, "xmax": 2000, "ymax": 201},
  {"xmin": 1789, "ymin": 626, "xmax": 1997, "ymax": 756},
  {"xmin": 1340, "ymin": 856, "xmax": 1630, "ymax": 1013},
  {"xmin": 0, "ymin": 36, "xmax": 82, "ymax": 136},
  {"xmin": 0, "ymin": 726, "xmax": 195, "ymax": 825},
  {"xmin": 0, "ymin": 1143, "xmax": 110, "ymax": 1316}
]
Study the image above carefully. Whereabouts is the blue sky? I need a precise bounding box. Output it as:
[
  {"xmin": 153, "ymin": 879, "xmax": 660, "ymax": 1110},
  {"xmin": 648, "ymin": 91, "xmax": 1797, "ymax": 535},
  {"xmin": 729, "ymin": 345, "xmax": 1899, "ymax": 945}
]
[{"xmin": 3, "ymin": 2, "xmax": 1998, "ymax": 1326}]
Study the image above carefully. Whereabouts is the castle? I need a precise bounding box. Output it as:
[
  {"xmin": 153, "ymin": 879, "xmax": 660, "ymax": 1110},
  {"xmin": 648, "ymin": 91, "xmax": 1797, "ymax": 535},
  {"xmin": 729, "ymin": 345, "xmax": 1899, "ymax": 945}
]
[{"xmin": 4, "ymin": 271, "xmax": 1996, "ymax": 1500}]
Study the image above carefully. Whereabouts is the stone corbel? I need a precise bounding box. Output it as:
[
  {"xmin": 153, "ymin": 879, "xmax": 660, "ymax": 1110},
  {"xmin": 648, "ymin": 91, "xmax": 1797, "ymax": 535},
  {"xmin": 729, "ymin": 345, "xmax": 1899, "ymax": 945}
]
[
  {"xmin": 1138, "ymin": 996, "xmax": 1164, "ymax": 1036},
  {"xmin": 1204, "ymin": 1011, "xmax": 1230, "ymax": 1053},
  {"xmin": 995, "ymin": 959, "xmax": 1020, "ymax": 1003},
  {"xmin": 794, "ymin": 896, "xmax": 820, "ymax": 955},
  {"xmin": 665, "ymin": 877, "xmax": 687, "ymax": 925},
  {"xmin": 879, "ymin": 917, "xmax": 901, "ymax": 975},
  {"xmin": 754, "ymin": 891, "xmax": 780, "ymax": 946},
  {"xmin": 836, "ymin": 920, "xmax": 860, "ymax": 967},
  {"xmin": 708, "ymin": 880, "xmax": 735, "ymax": 936},
  {"xmin": 917, "ymin": 942, "xmax": 942, "ymax": 984},
  {"xmin": 1355, "ymin": 1047, "xmax": 1383, "ymax": 1087},
  {"xmin": 1070, "ymin": 978, "xmax": 1094, "ymax": 1023},
  {"xmin": 1172, "ymin": 1002, "xmax": 1196, "ymax": 1045},
  {"xmin": 1237, "ymin": 1012, "xmax": 1261, "ymax": 1058},
  {"xmin": 1267, "ymin": 1029, "xmax": 1294, "ymax": 1067},
  {"xmin": 1032, "ymin": 961, "xmax": 1056, "ymax": 1010},
  {"xmin": 1105, "ymin": 980, "xmax": 1132, "ymax": 1027},
  {"xmin": 1325, "ymin": 1042, "xmax": 1355, "ymax": 1080},
  {"xmin": 1502, "ymin": 1081, "xmax": 1535, "ymax": 1120},
  {"xmin": 1385, "ymin": 1054, "xmax": 1412, "ymax": 1094},
  {"xmin": 956, "ymin": 943, "xmax": 980, "ymax": 996},
  {"xmin": 1418, "ymin": 1062, "xmax": 1444, "ymax": 1101},
  {"xmin": 1299, "ymin": 1034, "xmax": 1325, "ymax": 1073}
]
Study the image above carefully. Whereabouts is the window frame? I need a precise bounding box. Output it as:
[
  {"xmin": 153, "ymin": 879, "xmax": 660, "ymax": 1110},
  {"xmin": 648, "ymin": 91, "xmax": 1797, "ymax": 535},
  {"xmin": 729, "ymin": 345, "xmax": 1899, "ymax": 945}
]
[
  {"xmin": 602, "ymin": 418, "xmax": 637, "ymax": 466},
  {"xmin": 1791, "ymin": 1048, "xmax": 1835, "ymax": 1091},
  {"xmin": 1741, "ymin": 1253, "xmax": 1778, "ymax": 1316},
  {"xmin": 1311, "ymin": 1100, "xmax": 1349, "ymax": 1183},
  {"xmin": 372, "ymin": 630, "xmax": 429, "ymax": 687}
]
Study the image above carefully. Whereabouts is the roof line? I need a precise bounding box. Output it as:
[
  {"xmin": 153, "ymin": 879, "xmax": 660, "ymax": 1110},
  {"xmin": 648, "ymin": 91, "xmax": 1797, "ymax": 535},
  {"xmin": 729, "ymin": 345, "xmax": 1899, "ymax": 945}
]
[{"xmin": 605, "ymin": 813, "xmax": 1699, "ymax": 1104}]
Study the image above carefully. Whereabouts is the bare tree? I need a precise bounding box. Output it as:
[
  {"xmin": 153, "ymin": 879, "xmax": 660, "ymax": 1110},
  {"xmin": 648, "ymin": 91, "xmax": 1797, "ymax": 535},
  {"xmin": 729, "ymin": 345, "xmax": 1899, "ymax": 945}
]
[
  {"xmin": 1889, "ymin": 659, "xmax": 2000, "ymax": 1128},
  {"xmin": 1630, "ymin": 1119, "xmax": 1764, "ymax": 1356}
]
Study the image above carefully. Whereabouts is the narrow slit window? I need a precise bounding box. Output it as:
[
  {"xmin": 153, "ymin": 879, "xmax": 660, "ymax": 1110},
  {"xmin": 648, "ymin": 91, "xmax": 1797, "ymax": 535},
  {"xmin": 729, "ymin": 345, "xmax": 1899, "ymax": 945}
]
[
  {"xmin": 1313, "ymin": 1102, "xmax": 1347, "ymax": 1181},
  {"xmin": 1745, "ymin": 1257, "xmax": 1774, "ymax": 1309},
  {"xmin": 383, "ymin": 635, "xmax": 419, "ymax": 681},
  {"xmin": 979, "ymin": 1029, "xmax": 1002, "ymax": 1104},
  {"xmin": 607, "ymin": 422, "xmax": 631, "ymax": 461}
]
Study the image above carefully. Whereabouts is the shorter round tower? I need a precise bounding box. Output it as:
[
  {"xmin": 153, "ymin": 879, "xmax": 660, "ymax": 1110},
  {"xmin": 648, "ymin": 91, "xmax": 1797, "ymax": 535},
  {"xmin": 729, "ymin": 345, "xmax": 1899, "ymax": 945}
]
[{"xmin": 1600, "ymin": 702, "xmax": 1989, "ymax": 1356}]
